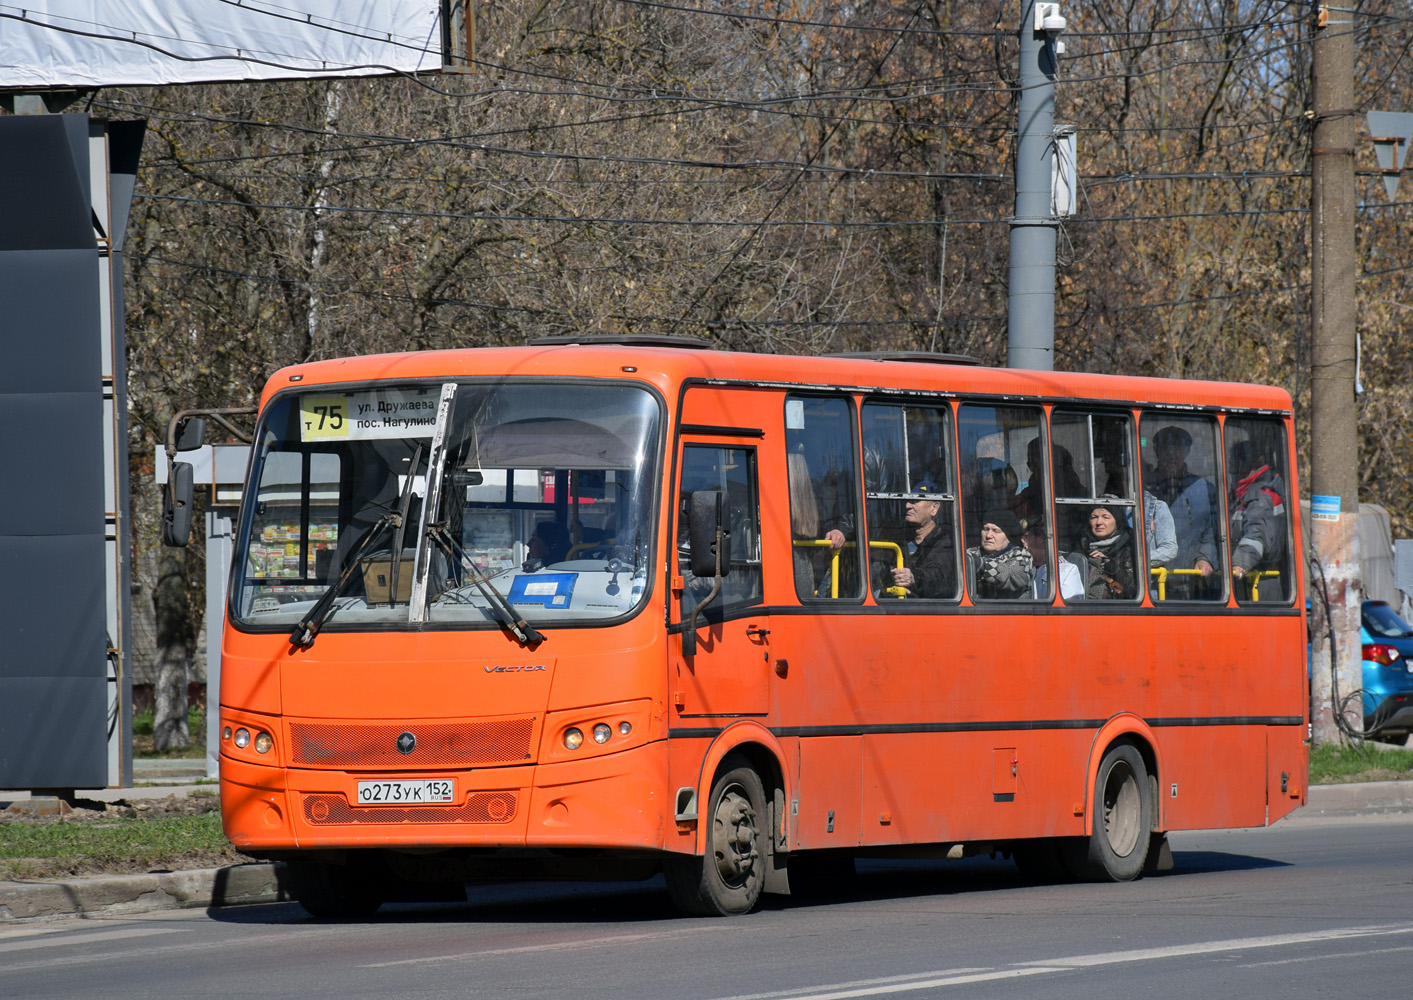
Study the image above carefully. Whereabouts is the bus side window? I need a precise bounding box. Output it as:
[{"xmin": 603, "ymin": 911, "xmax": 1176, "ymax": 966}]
[
  {"xmin": 957, "ymin": 404, "xmax": 1042, "ymax": 601},
  {"xmin": 1140, "ymin": 414, "xmax": 1225, "ymax": 601},
  {"xmin": 677, "ymin": 445, "xmax": 763, "ymax": 616},
  {"xmin": 1051, "ymin": 410, "xmax": 1142, "ymax": 602},
  {"xmin": 1224, "ymin": 417, "xmax": 1293, "ymax": 605},
  {"xmin": 861, "ymin": 402, "xmax": 959, "ymax": 601},
  {"xmin": 786, "ymin": 395, "xmax": 863, "ymax": 600}
]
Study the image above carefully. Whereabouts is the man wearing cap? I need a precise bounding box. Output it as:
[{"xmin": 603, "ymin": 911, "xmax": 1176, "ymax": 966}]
[
  {"xmin": 889, "ymin": 480, "xmax": 956, "ymax": 599},
  {"xmin": 1150, "ymin": 425, "xmax": 1220, "ymax": 598},
  {"xmin": 965, "ymin": 507, "xmax": 1034, "ymax": 600}
]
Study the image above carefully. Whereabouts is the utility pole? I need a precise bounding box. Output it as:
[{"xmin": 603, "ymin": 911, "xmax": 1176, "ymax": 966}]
[
  {"xmin": 1007, "ymin": 0, "xmax": 1063, "ymax": 371},
  {"xmin": 1309, "ymin": 4, "xmax": 1362, "ymax": 744}
]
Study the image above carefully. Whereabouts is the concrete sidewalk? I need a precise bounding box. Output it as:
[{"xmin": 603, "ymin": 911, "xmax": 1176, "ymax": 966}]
[{"xmin": 2, "ymin": 779, "xmax": 1410, "ymax": 923}]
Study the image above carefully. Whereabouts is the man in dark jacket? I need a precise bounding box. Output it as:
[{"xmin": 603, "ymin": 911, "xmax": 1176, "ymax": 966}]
[
  {"xmin": 888, "ymin": 480, "xmax": 956, "ymax": 599},
  {"xmin": 1228, "ymin": 440, "xmax": 1288, "ymax": 602},
  {"xmin": 1150, "ymin": 425, "xmax": 1221, "ymax": 599}
]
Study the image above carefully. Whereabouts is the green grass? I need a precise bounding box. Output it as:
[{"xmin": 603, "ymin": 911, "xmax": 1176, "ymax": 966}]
[
  {"xmin": 132, "ymin": 705, "xmax": 205, "ymax": 738},
  {"xmin": 0, "ymin": 799, "xmax": 241, "ymax": 880},
  {"xmin": 1308, "ymin": 741, "xmax": 1413, "ymax": 783}
]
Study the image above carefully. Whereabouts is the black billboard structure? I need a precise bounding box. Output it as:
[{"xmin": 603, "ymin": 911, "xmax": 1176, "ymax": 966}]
[
  {"xmin": 0, "ymin": 0, "xmax": 468, "ymax": 791},
  {"xmin": 0, "ymin": 113, "xmax": 144, "ymax": 790}
]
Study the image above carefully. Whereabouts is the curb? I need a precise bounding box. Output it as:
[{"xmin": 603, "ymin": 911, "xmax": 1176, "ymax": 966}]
[
  {"xmin": 0, "ymin": 862, "xmax": 288, "ymax": 923},
  {"xmin": 2, "ymin": 782, "xmax": 1409, "ymax": 923}
]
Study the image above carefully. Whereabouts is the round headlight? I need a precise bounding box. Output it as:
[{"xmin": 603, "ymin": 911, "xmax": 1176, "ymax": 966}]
[
  {"xmin": 254, "ymin": 731, "xmax": 274, "ymax": 754},
  {"xmin": 593, "ymin": 723, "xmax": 611, "ymax": 744},
  {"xmin": 221, "ymin": 726, "xmax": 232, "ymax": 741},
  {"xmin": 564, "ymin": 727, "xmax": 584, "ymax": 750},
  {"xmin": 618, "ymin": 721, "xmax": 632, "ymax": 736},
  {"xmin": 233, "ymin": 727, "xmax": 251, "ymax": 749}
]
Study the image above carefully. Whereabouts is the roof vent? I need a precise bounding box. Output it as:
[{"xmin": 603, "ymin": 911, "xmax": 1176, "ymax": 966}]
[
  {"xmin": 528, "ymin": 335, "xmax": 712, "ymax": 350},
  {"xmin": 824, "ymin": 351, "xmax": 983, "ymax": 367}
]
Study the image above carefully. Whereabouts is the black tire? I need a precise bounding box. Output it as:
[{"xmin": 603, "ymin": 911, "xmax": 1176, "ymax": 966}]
[
  {"xmin": 663, "ymin": 756, "xmax": 767, "ymax": 916},
  {"xmin": 1063, "ymin": 742, "xmax": 1152, "ymax": 882},
  {"xmin": 284, "ymin": 858, "xmax": 384, "ymax": 920}
]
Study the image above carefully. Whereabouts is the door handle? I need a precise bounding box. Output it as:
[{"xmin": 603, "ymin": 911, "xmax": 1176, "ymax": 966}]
[{"xmin": 745, "ymin": 627, "xmax": 770, "ymax": 640}]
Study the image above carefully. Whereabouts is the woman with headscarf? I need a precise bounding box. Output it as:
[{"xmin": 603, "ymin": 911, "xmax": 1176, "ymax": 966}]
[
  {"xmin": 965, "ymin": 508, "xmax": 1034, "ymax": 600},
  {"xmin": 1083, "ymin": 497, "xmax": 1137, "ymax": 600}
]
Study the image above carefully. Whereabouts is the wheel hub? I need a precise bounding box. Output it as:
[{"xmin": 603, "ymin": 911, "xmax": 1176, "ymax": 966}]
[{"xmin": 711, "ymin": 784, "xmax": 759, "ymax": 885}]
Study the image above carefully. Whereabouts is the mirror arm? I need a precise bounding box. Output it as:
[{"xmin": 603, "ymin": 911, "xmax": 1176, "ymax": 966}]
[{"xmin": 682, "ymin": 525, "xmax": 724, "ymax": 657}]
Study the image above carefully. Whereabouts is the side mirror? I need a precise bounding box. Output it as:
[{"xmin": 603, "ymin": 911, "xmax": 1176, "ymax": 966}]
[
  {"xmin": 688, "ymin": 490, "xmax": 729, "ymax": 578},
  {"xmin": 174, "ymin": 416, "xmax": 207, "ymax": 453},
  {"xmin": 162, "ymin": 461, "xmax": 195, "ymax": 547}
]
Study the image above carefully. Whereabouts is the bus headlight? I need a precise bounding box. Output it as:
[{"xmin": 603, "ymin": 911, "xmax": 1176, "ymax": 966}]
[
  {"xmin": 593, "ymin": 723, "xmax": 611, "ymax": 744},
  {"xmin": 564, "ymin": 727, "xmax": 584, "ymax": 750},
  {"xmin": 254, "ymin": 731, "xmax": 274, "ymax": 754},
  {"xmin": 234, "ymin": 728, "xmax": 251, "ymax": 749}
]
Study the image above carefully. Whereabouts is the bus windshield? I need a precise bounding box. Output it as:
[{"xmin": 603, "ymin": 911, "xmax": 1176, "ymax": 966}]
[{"xmin": 230, "ymin": 381, "xmax": 660, "ymax": 633}]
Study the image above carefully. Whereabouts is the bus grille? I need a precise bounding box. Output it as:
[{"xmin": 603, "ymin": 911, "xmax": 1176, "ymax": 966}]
[
  {"xmin": 301, "ymin": 792, "xmax": 518, "ymax": 826},
  {"xmin": 287, "ymin": 718, "xmax": 535, "ymax": 768}
]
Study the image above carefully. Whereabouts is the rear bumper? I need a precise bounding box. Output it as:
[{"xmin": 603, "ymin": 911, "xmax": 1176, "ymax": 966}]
[
  {"xmin": 1366, "ymin": 692, "xmax": 1413, "ymax": 735},
  {"xmin": 221, "ymin": 740, "xmax": 669, "ymax": 853}
]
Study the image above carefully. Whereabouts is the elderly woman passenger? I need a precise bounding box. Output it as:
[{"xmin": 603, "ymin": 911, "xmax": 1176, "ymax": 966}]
[
  {"xmin": 965, "ymin": 508, "xmax": 1033, "ymax": 600},
  {"xmin": 1083, "ymin": 498, "xmax": 1138, "ymax": 600}
]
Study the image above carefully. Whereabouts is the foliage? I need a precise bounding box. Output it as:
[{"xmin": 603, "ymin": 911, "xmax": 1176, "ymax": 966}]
[
  {"xmin": 132, "ymin": 705, "xmax": 204, "ymax": 739},
  {"xmin": 60, "ymin": 1, "xmax": 1413, "ymax": 674}
]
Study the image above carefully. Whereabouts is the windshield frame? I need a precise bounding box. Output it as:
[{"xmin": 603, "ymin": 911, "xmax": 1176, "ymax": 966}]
[{"xmin": 227, "ymin": 375, "xmax": 667, "ymax": 637}]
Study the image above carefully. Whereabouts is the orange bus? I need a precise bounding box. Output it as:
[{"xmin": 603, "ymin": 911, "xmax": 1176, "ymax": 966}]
[{"xmin": 215, "ymin": 338, "xmax": 1307, "ymax": 917}]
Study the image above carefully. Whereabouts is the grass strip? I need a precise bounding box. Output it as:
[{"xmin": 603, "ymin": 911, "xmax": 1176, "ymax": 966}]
[
  {"xmin": 0, "ymin": 808, "xmax": 243, "ymax": 881},
  {"xmin": 1308, "ymin": 742, "xmax": 1413, "ymax": 783}
]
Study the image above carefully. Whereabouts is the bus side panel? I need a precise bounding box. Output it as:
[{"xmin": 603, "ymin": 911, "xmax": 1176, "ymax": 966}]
[
  {"xmin": 793, "ymin": 736, "xmax": 862, "ymax": 849},
  {"xmin": 1151, "ymin": 726, "xmax": 1268, "ymax": 830},
  {"xmin": 1266, "ymin": 725, "xmax": 1308, "ymax": 824},
  {"xmin": 861, "ymin": 732, "xmax": 1091, "ymax": 846}
]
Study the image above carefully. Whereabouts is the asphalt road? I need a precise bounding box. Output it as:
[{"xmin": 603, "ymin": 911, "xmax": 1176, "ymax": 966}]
[{"xmin": 2, "ymin": 813, "xmax": 1410, "ymax": 1000}]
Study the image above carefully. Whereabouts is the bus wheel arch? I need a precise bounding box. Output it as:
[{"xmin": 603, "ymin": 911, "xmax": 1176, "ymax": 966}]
[
  {"xmin": 665, "ymin": 726, "xmax": 788, "ymax": 915},
  {"xmin": 1068, "ymin": 728, "xmax": 1158, "ymax": 882}
]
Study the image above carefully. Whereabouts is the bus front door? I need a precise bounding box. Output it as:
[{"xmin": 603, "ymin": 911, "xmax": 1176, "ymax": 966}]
[{"xmin": 672, "ymin": 441, "xmax": 769, "ymax": 719}]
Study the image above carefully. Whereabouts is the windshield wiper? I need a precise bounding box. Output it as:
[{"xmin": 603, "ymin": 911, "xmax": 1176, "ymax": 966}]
[
  {"xmin": 430, "ymin": 528, "xmax": 546, "ymax": 646},
  {"xmin": 290, "ymin": 512, "xmax": 399, "ymax": 647}
]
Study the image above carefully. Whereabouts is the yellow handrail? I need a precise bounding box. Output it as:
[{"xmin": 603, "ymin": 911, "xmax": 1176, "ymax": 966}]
[
  {"xmin": 1149, "ymin": 566, "xmax": 1276, "ymax": 602},
  {"xmin": 793, "ymin": 539, "xmax": 906, "ymax": 598}
]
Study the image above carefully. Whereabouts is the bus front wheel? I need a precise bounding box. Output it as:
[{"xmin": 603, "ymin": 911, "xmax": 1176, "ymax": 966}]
[
  {"xmin": 285, "ymin": 857, "xmax": 385, "ymax": 920},
  {"xmin": 664, "ymin": 756, "xmax": 766, "ymax": 916},
  {"xmin": 1064, "ymin": 742, "xmax": 1151, "ymax": 882}
]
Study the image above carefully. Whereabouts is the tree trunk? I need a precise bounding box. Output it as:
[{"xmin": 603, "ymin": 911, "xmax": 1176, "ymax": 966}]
[{"xmin": 152, "ymin": 547, "xmax": 193, "ymax": 751}]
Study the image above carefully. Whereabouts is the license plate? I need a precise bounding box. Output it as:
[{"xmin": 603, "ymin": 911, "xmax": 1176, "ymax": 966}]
[{"xmin": 355, "ymin": 779, "xmax": 456, "ymax": 805}]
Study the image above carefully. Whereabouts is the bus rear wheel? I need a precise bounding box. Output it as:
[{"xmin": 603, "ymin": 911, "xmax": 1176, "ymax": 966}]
[
  {"xmin": 1064, "ymin": 742, "xmax": 1151, "ymax": 882},
  {"xmin": 663, "ymin": 757, "xmax": 766, "ymax": 916},
  {"xmin": 285, "ymin": 858, "xmax": 385, "ymax": 920}
]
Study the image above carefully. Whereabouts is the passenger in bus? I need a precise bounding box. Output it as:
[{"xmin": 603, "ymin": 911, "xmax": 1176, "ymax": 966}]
[
  {"xmin": 1082, "ymin": 498, "xmax": 1137, "ymax": 599},
  {"xmin": 965, "ymin": 508, "xmax": 1033, "ymax": 600},
  {"xmin": 1139, "ymin": 490, "xmax": 1177, "ymax": 568},
  {"xmin": 788, "ymin": 452, "xmax": 842, "ymax": 597},
  {"xmin": 523, "ymin": 520, "xmax": 570, "ymax": 571},
  {"xmin": 1021, "ymin": 522, "xmax": 1084, "ymax": 601},
  {"xmin": 1149, "ymin": 425, "xmax": 1220, "ymax": 598},
  {"xmin": 1227, "ymin": 440, "xmax": 1288, "ymax": 601},
  {"xmin": 886, "ymin": 480, "xmax": 956, "ymax": 599}
]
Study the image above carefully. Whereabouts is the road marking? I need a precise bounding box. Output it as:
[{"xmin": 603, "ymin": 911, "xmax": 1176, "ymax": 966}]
[
  {"xmin": 358, "ymin": 927, "xmax": 699, "ymax": 968},
  {"xmin": 1239, "ymin": 944, "xmax": 1413, "ymax": 968},
  {"xmin": 719, "ymin": 970, "xmax": 992, "ymax": 1000},
  {"xmin": 1015, "ymin": 923, "xmax": 1413, "ymax": 969},
  {"xmin": 707, "ymin": 924, "xmax": 1413, "ymax": 1000},
  {"xmin": 0, "ymin": 926, "xmax": 185, "ymax": 954}
]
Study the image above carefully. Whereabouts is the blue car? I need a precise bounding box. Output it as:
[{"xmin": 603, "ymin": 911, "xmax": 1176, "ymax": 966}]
[{"xmin": 1361, "ymin": 600, "xmax": 1413, "ymax": 745}]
